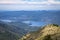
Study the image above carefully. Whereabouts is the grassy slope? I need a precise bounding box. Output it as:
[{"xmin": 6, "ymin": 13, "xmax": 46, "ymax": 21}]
[{"xmin": 21, "ymin": 24, "xmax": 60, "ymax": 40}]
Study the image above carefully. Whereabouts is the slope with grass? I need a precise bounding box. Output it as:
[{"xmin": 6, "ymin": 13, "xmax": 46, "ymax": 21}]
[{"xmin": 21, "ymin": 24, "xmax": 60, "ymax": 40}]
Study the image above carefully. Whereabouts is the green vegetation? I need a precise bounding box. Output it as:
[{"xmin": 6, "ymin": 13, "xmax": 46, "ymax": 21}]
[
  {"xmin": 43, "ymin": 35, "xmax": 52, "ymax": 40},
  {"xmin": 0, "ymin": 20, "xmax": 60, "ymax": 40},
  {"xmin": 0, "ymin": 21, "xmax": 40, "ymax": 40},
  {"xmin": 0, "ymin": 21, "xmax": 28, "ymax": 40},
  {"xmin": 52, "ymin": 24, "xmax": 59, "ymax": 27},
  {"xmin": 0, "ymin": 22, "xmax": 20, "ymax": 40},
  {"xmin": 0, "ymin": 31, "xmax": 19, "ymax": 40}
]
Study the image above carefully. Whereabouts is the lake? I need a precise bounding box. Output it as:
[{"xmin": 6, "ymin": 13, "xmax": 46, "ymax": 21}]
[{"xmin": 22, "ymin": 21, "xmax": 46, "ymax": 27}]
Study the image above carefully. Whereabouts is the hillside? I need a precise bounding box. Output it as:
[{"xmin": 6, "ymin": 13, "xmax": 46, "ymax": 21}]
[
  {"xmin": 0, "ymin": 22, "xmax": 19, "ymax": 40},
  {"xmin": 0, "ymin": 20, "xmax": 40, "ymax": 40},
  {"xmin": 8, "ymin": 21, "xmax": 39, "ymax": 31},
  {"xmin": 21, "ymin": 24, "xmax": 60, "ymax": 40},
  {"xmin": 0, "ymin": 27, "xmax": 19, "ymax": 40},
  {"xmin": 0, "ymin": 21, "xmax": 28, "ymax": 40}
]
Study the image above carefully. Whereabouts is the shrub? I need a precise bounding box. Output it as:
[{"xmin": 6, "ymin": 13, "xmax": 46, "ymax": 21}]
[{"xmin": 43, "ymin": 35, "xmax": 52, "ymax": 40}]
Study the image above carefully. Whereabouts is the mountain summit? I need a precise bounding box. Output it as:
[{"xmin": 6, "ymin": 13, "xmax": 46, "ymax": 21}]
[{"xmin": 21, "ymin": 24, "xmax": 60, "ymax": 40}]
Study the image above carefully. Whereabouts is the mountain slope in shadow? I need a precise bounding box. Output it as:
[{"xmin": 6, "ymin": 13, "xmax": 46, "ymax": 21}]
[
  {"xmin": 0, "ymin": 21, "xmax": 19, "ymax": 40},
  {"xmin": 0, "ymin": 21, "xmax": 28, "ymax": 40}
]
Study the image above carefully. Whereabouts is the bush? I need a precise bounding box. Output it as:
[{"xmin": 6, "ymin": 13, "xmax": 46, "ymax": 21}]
[
  {"xmin": 43, "ymin": 35, "xmax": 52, "ymax": 40},
  {"xmin": 53, "ymin": 24, "xmax": 59, "ymax": 27}
]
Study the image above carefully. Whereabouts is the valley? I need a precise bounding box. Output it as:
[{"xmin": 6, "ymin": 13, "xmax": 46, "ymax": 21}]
[{"xmin": 0, "ymin": 10, "xmax": 60, "ymax": 40}]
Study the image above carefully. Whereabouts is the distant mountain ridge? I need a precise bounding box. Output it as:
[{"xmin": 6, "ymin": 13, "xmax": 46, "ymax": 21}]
[{"xmin": 0, "ymin": 11, "xmax": 60, "ymax": 25}]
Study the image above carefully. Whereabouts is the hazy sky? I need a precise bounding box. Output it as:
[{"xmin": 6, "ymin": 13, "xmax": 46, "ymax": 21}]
[{"xmin": 0, "ymin": 0, "xmax": 60, "ymax": 11}]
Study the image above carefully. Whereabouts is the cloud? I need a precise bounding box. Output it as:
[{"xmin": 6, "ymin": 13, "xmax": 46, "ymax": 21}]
[
  {"xmin": 0, "ymin": 0, "xmax": 60, "ymax": 10},
  {"xmin": 0, "ymin": 4, "xmax": 60, "ymax": 11},
  {"xmin": 0, "ymin": 0, "xmax": 60, "ymax": 4}
]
